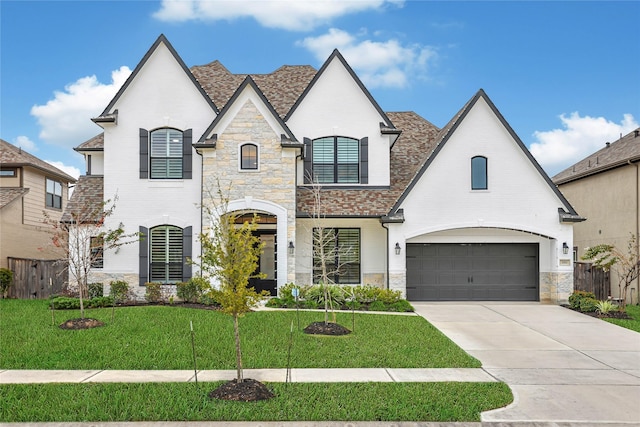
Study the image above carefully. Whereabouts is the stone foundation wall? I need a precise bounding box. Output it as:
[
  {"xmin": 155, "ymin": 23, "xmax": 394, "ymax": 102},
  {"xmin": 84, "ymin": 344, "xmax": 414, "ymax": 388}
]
[{"xmin": 540, "ymin": 271, "xmax": 573, "ymax": 304}]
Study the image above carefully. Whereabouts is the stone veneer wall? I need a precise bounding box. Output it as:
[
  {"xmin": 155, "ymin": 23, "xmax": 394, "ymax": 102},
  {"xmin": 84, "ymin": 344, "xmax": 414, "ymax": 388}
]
[
  {"xmin": 201, "ymin": 99, "xmax": 298, "ymax": 286},
  {"xmin": 540, "ymin": 271, "xmax": 573, "ymax": 304}
]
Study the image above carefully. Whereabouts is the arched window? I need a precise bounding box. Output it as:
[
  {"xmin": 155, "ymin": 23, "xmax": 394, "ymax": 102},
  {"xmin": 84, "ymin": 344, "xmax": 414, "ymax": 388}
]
[
  {"xmin": 312, "ymin": 136, "xmax": 359, "ymax": 183},
  {"xmin": 240, "ymin": 143, "xmax": 258, "ymax": 170},
  {"xmin": 471, "ymin": 156, "xmax": 488, "ymax": 190},
  {"xmin": 150, "ymin": 128, "xmax": 183, "ymax": 179}
]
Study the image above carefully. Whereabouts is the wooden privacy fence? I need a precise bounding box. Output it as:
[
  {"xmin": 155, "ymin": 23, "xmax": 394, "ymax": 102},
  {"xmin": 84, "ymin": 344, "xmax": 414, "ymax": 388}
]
[
  {"xmin": 574, "ymin": 261, "xmax": 610, "ymax": 300},
  {"xmin": 7, "ymin": 257, "xmax": 67, "ymax": 299}
]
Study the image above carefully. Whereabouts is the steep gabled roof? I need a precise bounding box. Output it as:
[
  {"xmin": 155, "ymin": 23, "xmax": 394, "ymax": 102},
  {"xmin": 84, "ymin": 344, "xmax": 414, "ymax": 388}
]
[
  {"xmin": 94, "ymin": 34, "xmax": 218, "ymax": 120},
  {"xmin": 197, "ymin": 76, "xmax": 298, "ymax": 144},
  {"xmin": 296, "ymin": 111, "xmax": 440, "ymax": 217},
  {"xmin": 0, "ymin": 139, "xmax": 76, "ymax": 183},
  {"xmin": 284, "ymin": 49, "xmax": 396, "ymax": 131},
  {"xmin": 61, "ymin": 176, "xmax": 104, "ymax": 223},
  {"xmin": 387, "ymin": 89, "xmax": 581, "ymax": 218},
  {"xmin": 191, "ymin": 61, "xmax": 317, "ymax": 119},
  {"xmin": 553, "ymin": 128, "xmax": 640, "ymax": 184}
]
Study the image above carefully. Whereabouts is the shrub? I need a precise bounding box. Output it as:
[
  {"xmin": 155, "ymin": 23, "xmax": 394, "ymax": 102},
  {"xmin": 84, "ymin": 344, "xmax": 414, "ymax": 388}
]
[
  {"xmin": 344, "ymin": 299, "xmax": 362, "ymax": 310},
  {"xmin": 87, "ymin": 296, "xmax": 114, "ymax": 308},
  {"xmin": 176, "ymin": 277, "xmax": 209, "ymax": 303},
  {"xmin": 303, "ymin": 299, "xmax": 320, "ymax": 309},
  {"xmin": 579, "ymin": 297, "xmax": 598, "ymax": 313},
  {"xmin": 265, "ymin": 297, "xmax": 283, "ymax": 308},
  {"xmin": 109, "ymin": 280, "xmax": 130, "ymax": 304},
  {"xmin": 305, "ymin": 284, "xmax": 346, "ymax": 307},
  {"xmin": 369, "ymin": 300, "xmax": 388, "ymax": 312},
  {"xmin": 389, "ymin": 300, "xmax": 414, "ymax": 312},
  {"xmin": 88, "ymin": 283, "xmax": 103, "ymax": 299},
  {"xmin": 145, "ymin": 282, "xmax": 162, "ymax": 303},
  {"xmin": 596, "ymin": 300, "xmax": 618, "ymax": 315},
  {"xmin": 376, "ymin": 288, "xmax": 403, "ymax": 304},
  {"xmin": 0, "ymin": 268, "xmax": 13, "ymax": 298},
  {"xmin": 568, "ymin": 291, "xmax": 596, "ymax": 310},
  {"xmin": 352, "ymin": 285, "xmax": 379, "ymax": 304},
  {"xmin": 50, "ymin": 296, "xmax": 80, "ymax": 310}
]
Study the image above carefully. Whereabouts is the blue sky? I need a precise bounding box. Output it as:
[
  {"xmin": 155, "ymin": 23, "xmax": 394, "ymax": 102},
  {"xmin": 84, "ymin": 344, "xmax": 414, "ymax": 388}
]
[{"xmin": 1, "ymin": 0, "xmax": 639, "ymax": 179}]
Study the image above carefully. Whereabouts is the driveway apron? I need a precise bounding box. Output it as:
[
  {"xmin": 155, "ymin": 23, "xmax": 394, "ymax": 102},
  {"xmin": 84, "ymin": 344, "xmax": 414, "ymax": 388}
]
[{"xmin": 411, "ymin": 302, "xmax": 640, "ymax": 425}]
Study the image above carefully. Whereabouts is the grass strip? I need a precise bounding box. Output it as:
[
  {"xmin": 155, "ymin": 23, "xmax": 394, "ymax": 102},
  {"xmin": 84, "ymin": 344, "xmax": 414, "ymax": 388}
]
[
  {"xmin": 604, "ymin": 304, "xmax": 640, "ymax": 332},
  {"xmin": 0, "ymin": 382, "xmax": 512, "ymax": 422},
  {"xmin": 0, "ymin": 300, "xmax": 479, "ymax": 369}
]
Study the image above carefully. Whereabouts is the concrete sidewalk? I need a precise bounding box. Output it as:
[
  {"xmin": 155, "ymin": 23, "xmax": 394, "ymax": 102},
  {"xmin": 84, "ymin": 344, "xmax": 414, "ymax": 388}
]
[
  {"xmin": 412, "ymin": 302, "xmax": 640, "ymax": 426},
  {"xmin": 0, "ymin": 367, "xmax": 496, "ymax": 384}
]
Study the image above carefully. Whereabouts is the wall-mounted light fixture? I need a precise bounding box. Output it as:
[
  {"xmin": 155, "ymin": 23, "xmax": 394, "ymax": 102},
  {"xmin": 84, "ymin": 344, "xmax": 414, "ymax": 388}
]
[
  {"xmin": 288, "ymin": 241, "xmax": 295, "ymax": 255},
  {"xmin": 395, "ymin": 242, "xmax": 401, "ymax": 255},
  {"xmin": 562, "ymin": 242, "xmax": 569, "ymax": 255}
]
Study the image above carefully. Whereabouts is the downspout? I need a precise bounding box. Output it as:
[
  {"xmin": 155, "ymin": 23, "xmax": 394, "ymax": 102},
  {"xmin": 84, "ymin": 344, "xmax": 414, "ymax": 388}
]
[
  {"xmin": 629, "ymin": 160, "xmax": 639, "ymax": 304},
  {"xmin": 381, "ymin": 222, "xmax": 390, "ymax": 290}
]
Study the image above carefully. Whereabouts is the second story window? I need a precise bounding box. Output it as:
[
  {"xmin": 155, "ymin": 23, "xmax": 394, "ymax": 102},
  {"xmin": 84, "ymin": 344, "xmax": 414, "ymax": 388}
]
[
  {"xmin": 471, "ymin": 156, "xmax": 488, "ymax": 190},
  {"xmin": 45, "ymin": 178, "xmax": 63, "ymax": 209},
  {"xmin": 150, "ymin": 129, "xmax": 183, "ymax": 179},
  {"xmin": 312, "ymin": 136, "xmax": 360, "ymax": 184},
  {"xmin": 240, "ymin": 143, "xmax": 258, "ymax": 170}
]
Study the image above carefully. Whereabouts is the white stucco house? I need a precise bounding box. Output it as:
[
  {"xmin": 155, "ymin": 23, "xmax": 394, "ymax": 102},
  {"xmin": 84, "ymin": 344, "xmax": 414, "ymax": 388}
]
[{"xmin": 67, "ymin": 34, "xmax": 583, "ymax": 303}]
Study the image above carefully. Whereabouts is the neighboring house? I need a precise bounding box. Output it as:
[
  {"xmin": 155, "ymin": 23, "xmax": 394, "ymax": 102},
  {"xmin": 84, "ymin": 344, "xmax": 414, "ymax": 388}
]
[
  {"xmin": 0, "ymin": 139, "xmax": 76, "ymax": 269},
  {"xmin": 68, "ymin": 34, "xmax": 582, "ymax": 303},
  {"xmin": 553, "ymin": 128, "xmax": 640, "ymax": 303}
]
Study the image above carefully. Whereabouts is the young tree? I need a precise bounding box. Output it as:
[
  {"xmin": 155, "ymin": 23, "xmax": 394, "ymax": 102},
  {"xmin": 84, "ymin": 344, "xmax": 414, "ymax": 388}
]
[
  {"xmin": 305, "ymin": 176, "xmax": 356, "ymax": 326},
  {"xmin": 198, "ymin": 186, "xmax": 269, "ymax": 383},
  {"xmin": 43, "ymin": 196, "xmax": 137, "ymax": 320},
  {"xmin": 581, "ymin": 233, "xmax": 640, "ymax": 309}
]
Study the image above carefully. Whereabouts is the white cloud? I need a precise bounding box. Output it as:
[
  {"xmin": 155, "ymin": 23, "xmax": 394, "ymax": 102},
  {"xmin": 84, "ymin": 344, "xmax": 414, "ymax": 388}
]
[
  {"xmin": 14, "ymin": 136, "xmax": 37, "ymax": 152},
  {"xmin": 530, "ymin": 112, "xmax": 639, "ymax": 176},
  {"xmin": 153, "ymin": 0, "xmax": 403, "ymax": 31},
  {"xmin": 45, "ymin": 160, "xmax": 81, "ymax": 180},
  {"xmin": 297, "ymin": 28, "xmax": 437, "ymax": 88},
  {"xmin": 31, "ymin": 66, "xmax": 131, "ymax": 148}
]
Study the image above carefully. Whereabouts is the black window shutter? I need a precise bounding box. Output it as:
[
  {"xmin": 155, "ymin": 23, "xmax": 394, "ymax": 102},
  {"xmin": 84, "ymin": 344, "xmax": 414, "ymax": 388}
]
[
  {"xmin": 303, "ymin": 137, "xmax": 312, "ymax": 184},
  {"xmin": 139, "ymin": 129, "xmax": 149, "ymax": 179},
  {"xmin": 360, "ymin": 137, "xmax": 368, "ymax": 184},
  {"xmin": 183, "ymin": 129, "xmax": 192, "ymax": 179},
  {"xmin": 182, "ymin": 226, "xmax": 192, "ymax": 282},
  {"xmin": 139, "ymin": 226, "xmax": 148, "ymax": 286}
]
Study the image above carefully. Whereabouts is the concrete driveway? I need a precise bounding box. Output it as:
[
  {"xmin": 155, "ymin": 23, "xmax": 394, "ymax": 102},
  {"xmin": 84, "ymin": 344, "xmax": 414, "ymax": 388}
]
[{"xmin": 412, "ymin": 302, "xmax": 640, "ymax": 425}]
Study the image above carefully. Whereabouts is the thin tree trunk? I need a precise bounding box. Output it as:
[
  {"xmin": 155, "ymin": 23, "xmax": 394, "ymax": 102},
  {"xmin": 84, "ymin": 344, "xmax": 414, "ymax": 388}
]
[{"xmin": 233, "ymin": 313, "xmax": 243, "ymax": 382}]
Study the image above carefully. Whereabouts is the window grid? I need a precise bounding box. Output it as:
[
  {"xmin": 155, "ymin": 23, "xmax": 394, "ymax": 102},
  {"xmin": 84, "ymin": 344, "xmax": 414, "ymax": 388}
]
[
  {"xmin": 149, "ymin": 225, "xmax": 183, "ymax": 283},
  {"xmin": 313, "ymin": 228, "xmax": 361, "ymax": 284},
  {"xmin": 312, "ymin": 137, "xmax": 359, "ymax": 183},
  {"xmin": 240, "ymin": 144, "xmax": 258, "ymax": 170},
  {"xmin": 45, "ymin": 178, "xmax": 63, "ymax": 209},
  {"xmin": 90, "ymin": 236, "xmax": 104, "ymax": 268},
  {"xmin": 150, "ymin": 129, "xmax": 183, "ymax": 179}
]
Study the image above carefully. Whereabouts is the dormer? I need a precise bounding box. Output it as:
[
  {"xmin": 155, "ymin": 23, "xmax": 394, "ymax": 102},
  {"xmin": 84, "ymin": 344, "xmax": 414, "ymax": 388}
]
[{"xmin": 74, "ymin": 133, "xmax": 104, "ymax": 176}]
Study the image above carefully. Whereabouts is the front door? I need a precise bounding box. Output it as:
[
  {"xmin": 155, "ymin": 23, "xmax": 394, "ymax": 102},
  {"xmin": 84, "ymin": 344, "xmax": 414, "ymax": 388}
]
[{"xmin": 249, "ymin": 231, "xmax": 277, "ymax": 296}]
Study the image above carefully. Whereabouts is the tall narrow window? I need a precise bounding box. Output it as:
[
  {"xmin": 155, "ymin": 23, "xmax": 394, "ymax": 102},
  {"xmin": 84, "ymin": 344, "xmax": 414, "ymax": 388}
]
[
  {"xmin": 149, "ymin": 225, "xmax": 183, "ymax": 283},
  {"xmin": 240, "ymin": 143, "xmax": 258, "ymax": 170},
  {"xmin": 313, "ymin": 228, "xmax": 360, "ymax": 284},
  {"xmin": 90, "ymin": 236, "xmax": 104, "ymax": 268},
  {"xmin": 45, "ymin": 178, "xmax": 63, "ymax": 209},
  {"xmin": 150, "ymin": 129, "xmax": 183, "ymax": 179},
  {"xmin": 312, "ymin": 136, "xmax": 359, "ymax": 183},
  {"xmin": 471, "ymin": 156, "xmax": 488, "ymax": 190}
]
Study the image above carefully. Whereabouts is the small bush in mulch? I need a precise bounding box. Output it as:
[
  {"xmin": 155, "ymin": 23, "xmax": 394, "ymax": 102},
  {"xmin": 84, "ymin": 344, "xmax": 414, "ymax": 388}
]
[
  {"xmin": 303, "ymin": 321, "xmax": 351, "ymax": 336},
  {"xmin": 59, "ymin": 318, "xmax": 105, "ymax": 330},
  {"xmin": 208, "ymin": 378, "xmax": 275, "ymax": 401},
  {"xmin": 562, "ymin": 304, "xmax": 632, "ymax": 320}
]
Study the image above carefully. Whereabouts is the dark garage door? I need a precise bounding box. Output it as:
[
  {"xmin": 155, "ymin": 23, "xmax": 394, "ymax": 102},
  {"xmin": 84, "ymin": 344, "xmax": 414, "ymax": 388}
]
[{"xmin": 406, "ymin": 243, "xmax": 539, "ymax": 301}]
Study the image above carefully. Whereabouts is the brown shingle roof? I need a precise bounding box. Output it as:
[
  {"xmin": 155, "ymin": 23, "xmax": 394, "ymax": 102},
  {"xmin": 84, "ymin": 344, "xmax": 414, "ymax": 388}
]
[
  {"xmin": 0, "ymin": 139, "xmax": 76, "ymax": 183},
  {"xmin": 75, "ymin": 133, "xmax": 104, "ymax": 151},
  {"xmin": 0, "ymin": 187, "xmax": 29, "ymax": 209},
  {"xmin": 296, "ymin": 111, "xmax": 441, "ymax": 217},
  {"xmin": 191, "ymin": 61, "xmax": 317, "ymax": 119},
  {"xmin": 61, "ymin": 176, "xmax": 104, "ymax": 223},
  {"xmin": 553, "ymin": 128, "xmax": 640, "ymax": 184}
]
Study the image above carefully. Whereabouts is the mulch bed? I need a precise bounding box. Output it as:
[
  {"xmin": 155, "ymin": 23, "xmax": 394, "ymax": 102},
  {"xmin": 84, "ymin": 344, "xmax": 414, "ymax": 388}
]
[
  {"xmin": 208, "ymin": 378, "xmax": 274, "ymax": 401},
  {"xmin": 303, "ymin": 321, "xmax": 351, "ymax": 336},
  {"xmin": 59, "ymin": 318, "xmax": 105, "ymax": 330},
  {"xmin": 563, "ymin": 305, "xmax": 632, "ymax": 319}
]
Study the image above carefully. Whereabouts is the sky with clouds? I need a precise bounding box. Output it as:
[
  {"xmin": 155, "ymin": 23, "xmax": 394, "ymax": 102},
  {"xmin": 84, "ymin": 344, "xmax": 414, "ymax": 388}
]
[{"xmin": 1, "ymin": 0, "xmax": 639, "ymax": 180}]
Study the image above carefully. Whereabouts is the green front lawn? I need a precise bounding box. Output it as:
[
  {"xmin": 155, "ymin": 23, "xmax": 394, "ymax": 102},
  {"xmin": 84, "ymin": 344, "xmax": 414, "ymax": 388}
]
[
  {"xmin": 605, "ymin": 304, "xmax": 640, "ymax": 332},
  {"xmin": 0, "ymin": 299, "xmax": 479, "ymax": 369},
  {"xmin": 0, "ymin": 299, "xmax": 513, "ymax": 422}
]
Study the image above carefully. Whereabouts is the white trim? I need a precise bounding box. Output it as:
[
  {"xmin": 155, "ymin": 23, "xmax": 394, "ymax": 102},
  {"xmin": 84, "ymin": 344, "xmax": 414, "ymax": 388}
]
[
  {"xmin": 141, "ymin": 215, "xmax": 190, "ymax": 229},
  {"xmin": 227, "ymin": 198, "xmax": 288, "ymax": 291}
]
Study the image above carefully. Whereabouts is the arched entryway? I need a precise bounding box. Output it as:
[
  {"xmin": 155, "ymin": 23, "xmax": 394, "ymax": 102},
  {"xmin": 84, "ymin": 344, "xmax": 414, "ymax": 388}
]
[{"xmin": 235, "ymin": 212, "xmax": 277, "ymax": 296}]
